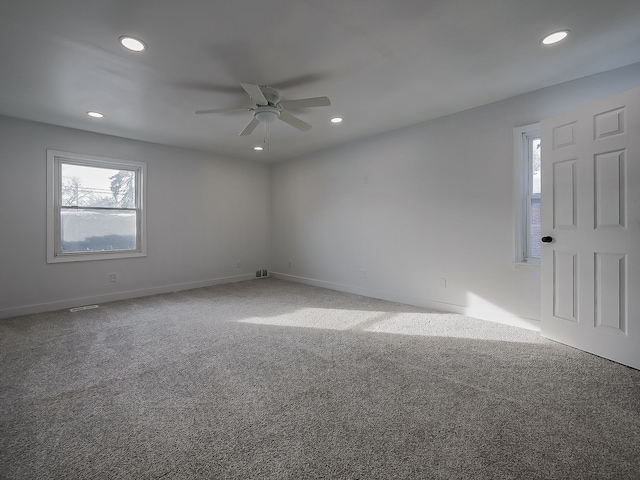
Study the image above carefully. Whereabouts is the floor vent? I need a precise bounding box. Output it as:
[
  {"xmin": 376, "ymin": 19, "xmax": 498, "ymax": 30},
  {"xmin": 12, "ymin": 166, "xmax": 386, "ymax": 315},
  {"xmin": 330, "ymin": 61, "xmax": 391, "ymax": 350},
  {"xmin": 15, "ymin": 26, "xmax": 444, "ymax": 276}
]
[{"xmin": 70, "ymin": 305, "xmax": 99, "ymax": 312}]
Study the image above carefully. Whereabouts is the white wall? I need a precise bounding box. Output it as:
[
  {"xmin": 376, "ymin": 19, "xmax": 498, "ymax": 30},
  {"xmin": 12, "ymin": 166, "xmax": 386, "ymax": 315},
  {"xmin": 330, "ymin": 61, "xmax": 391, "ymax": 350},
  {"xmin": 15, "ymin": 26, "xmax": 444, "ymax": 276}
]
[
  {"xmin": 0, "ymin": 117, "xmax": 271, "ymax": 318},
  {"xmin": 270, "ymin": 63, "xmax": 640, "ymax": 328}
]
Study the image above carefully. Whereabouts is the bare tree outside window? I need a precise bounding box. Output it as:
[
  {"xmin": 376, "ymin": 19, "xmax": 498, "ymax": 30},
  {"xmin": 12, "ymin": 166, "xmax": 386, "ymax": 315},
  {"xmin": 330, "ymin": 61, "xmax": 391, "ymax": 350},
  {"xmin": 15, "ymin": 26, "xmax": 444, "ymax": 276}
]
[{"xmin": 109, "ymin": 170, "xmax": 136, "ymax": 208}]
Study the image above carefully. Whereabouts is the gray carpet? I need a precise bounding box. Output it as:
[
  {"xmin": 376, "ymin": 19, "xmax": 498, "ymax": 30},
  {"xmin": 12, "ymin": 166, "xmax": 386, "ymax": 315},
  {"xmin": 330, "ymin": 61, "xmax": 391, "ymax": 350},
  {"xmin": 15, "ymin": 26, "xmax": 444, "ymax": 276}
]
[{"xmin": 1, "ymin": 278, "xmax": 639, "ymax": 479}]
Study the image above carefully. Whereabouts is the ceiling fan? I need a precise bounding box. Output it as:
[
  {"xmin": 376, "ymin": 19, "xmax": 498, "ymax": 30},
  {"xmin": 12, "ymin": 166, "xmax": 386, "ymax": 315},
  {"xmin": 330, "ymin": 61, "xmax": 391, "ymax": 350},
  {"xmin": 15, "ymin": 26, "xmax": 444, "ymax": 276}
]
[{"xmin": 196, "ymin": 83, "xmax": 331, "ymax": 137}]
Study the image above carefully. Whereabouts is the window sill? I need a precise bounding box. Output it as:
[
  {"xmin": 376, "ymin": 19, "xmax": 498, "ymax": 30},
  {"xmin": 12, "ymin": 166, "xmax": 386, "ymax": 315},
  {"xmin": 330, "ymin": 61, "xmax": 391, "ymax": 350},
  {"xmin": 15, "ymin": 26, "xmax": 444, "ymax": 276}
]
[
  {"xmin": 47, "ymin": 250, "xmax": 146, "ymax": 264},
  {"xmin": 514, "ymin": 261, "xmax": 540, "ymax": 270}
]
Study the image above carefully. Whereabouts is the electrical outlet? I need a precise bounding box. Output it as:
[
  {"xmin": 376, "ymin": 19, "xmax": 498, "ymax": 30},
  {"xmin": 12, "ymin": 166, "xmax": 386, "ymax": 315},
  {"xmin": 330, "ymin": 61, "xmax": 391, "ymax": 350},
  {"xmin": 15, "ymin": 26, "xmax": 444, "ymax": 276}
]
[
  {"xmin": 236, "ymin": 261, "xmax": 241, "ymax": 269},
  {"xmin": 262, "ymin": 269, "xmax": 268, "ymax": 277},
  {"xmin": 288, "ymin": 260, "xmax": 292, "ymax": 268},
  {"xmin": 440, "ymin": 278, "xmax": 447, "ymax": 289},
  {"xmin": 256, "ymin": 270, "xmax": 262, "ymax": 278},
  {"xmin": 108, "ymin": 273, "xmax": 118, "ymax": 283},
  {"xmin": 359, "ymin": 269, "xmax": 366, "ymax": 278}
]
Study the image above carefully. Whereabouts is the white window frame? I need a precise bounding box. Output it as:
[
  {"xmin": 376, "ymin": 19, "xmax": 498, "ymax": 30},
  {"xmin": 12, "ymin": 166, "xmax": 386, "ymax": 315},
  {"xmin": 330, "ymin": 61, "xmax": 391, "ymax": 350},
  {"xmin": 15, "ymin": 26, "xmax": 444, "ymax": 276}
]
[
  {"xmin": 47, "ymin": 150, "xmax": 147, "ymax": 263},
  {"xmin": 513, "ymin": 123, "xmax": 541, "ymax": 267}
]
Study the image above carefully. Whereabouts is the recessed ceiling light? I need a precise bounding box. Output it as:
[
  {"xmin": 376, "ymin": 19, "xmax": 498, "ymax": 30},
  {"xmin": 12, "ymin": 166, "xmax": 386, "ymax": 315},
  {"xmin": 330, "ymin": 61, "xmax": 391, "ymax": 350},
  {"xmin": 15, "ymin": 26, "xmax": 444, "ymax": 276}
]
[
  {"xmin": 542, "ymin": 30, "xmax": 569, "ymax": 45},
  {"xmin": 119, "ymin": 36, "xmax": 146, "ymax": 52},
  {"xmin": 254, "ymin": 146, "xmax": 264, "ymax": 151},
  {"xmin": 331, "ymin": 117, "xmax": 343, "ymax": 123},
  {"xmin": 87, "ymin": 111, "xmax": 104, "ymax": 118}
]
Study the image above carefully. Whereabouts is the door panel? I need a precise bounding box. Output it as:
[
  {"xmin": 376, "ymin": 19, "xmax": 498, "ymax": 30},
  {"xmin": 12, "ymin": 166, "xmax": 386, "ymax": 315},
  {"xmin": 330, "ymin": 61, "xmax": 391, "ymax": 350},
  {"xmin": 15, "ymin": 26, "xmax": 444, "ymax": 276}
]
[
  {"xmin": 541, "ymin": 86, "xmax": 639, "ymax": 370},
  {"xmin": 594, "ymin": 150, "xmax": 625, "ymax": 229},
  {"xmin": 553, "ymin": 251, "xmax": 577, "ymax": 322},
  {"xmin": 552, "ymin": 159, "xmax": 577, "ymax": 229},
  {"xmin": 594, "ymin": 252, "xmax": 626, "ymax": 333}
]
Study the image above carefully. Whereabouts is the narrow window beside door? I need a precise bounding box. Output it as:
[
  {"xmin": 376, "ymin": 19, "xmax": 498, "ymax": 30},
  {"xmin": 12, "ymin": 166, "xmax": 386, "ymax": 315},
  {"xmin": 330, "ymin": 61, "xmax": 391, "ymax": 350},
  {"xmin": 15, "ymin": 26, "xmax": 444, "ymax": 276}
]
[{"xmin": 514, "ymin": 124, "xmax": 541, "ymax": 266}]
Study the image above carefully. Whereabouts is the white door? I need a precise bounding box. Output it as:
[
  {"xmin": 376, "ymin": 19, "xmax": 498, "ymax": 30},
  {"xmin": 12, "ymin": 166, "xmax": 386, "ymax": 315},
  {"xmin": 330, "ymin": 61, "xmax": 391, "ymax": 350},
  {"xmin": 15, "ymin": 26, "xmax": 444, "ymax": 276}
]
[{"xmin": 541, "ymin": 86, "xmax": 640, "ymax": 370}]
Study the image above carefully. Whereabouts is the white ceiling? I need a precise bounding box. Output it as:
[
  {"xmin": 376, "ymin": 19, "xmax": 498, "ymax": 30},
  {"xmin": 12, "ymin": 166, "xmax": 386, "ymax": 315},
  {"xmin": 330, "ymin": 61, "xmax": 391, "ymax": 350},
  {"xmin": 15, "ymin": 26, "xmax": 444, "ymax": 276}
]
[{"xmin": 1, "ymin": 0, "xmax": 640, "ymax": 162}]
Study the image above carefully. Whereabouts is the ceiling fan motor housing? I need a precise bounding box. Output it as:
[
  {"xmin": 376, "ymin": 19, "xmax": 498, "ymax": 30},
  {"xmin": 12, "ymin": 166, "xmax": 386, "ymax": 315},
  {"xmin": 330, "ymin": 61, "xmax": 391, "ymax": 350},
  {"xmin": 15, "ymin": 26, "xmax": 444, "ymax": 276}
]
[{"xmin": 260, "ymin": 86, "xmax": 281, "ymax": 106}]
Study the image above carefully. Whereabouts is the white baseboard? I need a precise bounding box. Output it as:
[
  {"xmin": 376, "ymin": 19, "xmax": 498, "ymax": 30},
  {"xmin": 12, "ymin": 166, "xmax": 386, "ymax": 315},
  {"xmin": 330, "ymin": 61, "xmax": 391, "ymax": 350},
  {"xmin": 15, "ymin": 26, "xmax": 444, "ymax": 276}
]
[
  {"xmin": 271, "ymin": 272, "xmax": 541, "ymax": 331},
  {"xmin": 0, "ymin": 273, "xmax": 255, "ymax": 320}
]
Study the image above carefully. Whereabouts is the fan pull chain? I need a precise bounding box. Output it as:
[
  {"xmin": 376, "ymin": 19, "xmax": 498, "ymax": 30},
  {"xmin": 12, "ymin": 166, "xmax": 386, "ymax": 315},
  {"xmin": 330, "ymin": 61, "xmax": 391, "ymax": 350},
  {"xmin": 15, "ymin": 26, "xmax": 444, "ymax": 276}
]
[{"xmin": 263, "ymin": 122, "xmax": 270, "ymax": 151}]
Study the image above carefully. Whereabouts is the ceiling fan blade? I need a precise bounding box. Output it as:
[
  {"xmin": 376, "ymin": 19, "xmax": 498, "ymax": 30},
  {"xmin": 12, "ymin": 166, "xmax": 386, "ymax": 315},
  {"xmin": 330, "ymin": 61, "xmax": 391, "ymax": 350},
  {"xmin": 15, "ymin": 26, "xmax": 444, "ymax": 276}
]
[
  {"xmin": 195, "ymin": 107, "xmax": 250, "ymax": 115},
  {"xmin": 240, "ymin": 83, "xmax": 268, "ymax": 105},
  {"xmin": 239, "ymin": 117, "xmax": 260, "ymax": 136},
  {"xmin": 279, "ymin": 96, "xmax": 331, "ymax": 109},
  {"xmin": 279, "ymin": 111, "xmax": 312, "ymax": 132}
]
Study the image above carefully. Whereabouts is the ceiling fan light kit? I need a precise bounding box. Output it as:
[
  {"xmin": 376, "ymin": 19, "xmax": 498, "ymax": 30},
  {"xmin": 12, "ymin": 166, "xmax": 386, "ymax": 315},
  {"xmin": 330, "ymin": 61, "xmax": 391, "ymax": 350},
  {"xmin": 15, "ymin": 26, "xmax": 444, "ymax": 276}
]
[{"xmin": 255, "ymin": 106, "xmax": 279, "ymax": 124}]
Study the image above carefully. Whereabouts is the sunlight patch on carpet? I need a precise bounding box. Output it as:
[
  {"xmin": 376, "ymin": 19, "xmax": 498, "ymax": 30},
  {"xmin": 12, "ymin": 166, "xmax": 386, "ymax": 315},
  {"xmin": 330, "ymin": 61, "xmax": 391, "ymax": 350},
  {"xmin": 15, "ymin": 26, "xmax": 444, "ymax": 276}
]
[{"xmin": 238, "ymin": 308, "xmax": 540, "ymax": 343}]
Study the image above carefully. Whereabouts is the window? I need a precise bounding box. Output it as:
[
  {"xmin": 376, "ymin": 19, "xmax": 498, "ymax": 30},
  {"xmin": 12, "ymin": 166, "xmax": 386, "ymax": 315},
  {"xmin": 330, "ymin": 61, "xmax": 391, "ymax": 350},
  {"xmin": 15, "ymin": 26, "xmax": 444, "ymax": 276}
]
[
  {"xmin": 47, "ymin": 150, "xmax": 146, "ymax": 263},
  {"xmin": 514, "ymin": 124, "xmax": 541, "ymax": 266}
]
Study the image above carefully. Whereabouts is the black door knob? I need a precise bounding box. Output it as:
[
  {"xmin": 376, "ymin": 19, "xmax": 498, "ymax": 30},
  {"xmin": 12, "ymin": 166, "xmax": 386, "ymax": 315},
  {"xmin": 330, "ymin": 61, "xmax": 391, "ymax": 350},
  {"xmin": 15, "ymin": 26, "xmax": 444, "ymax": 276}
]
[{"xmin": 541, "ymin": 236, "xmax": 553, "ymax": 243}]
